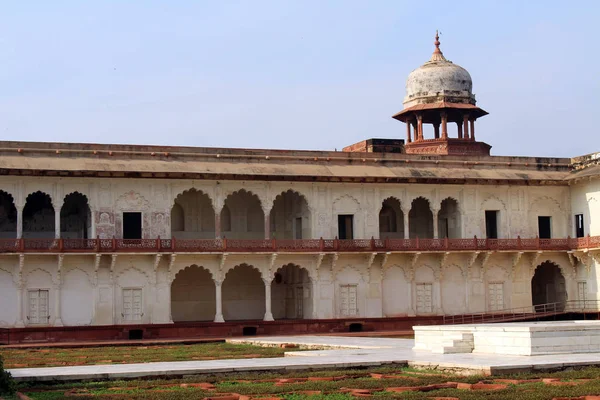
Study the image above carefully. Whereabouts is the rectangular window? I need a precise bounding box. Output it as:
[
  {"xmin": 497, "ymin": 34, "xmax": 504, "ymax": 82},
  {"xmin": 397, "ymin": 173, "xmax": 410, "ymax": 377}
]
[
  {"xmin": 538, "ymin": 216, "xmax": 552, "ymax": 239},
  {"xmin": 28, "ymin": 289, "xmax": 49, "ymax": 324},
  {"xmin": 575, "ymin": 214, "xmax": 585, "ymax": 238},
  {"xmin": 338, "ymin": 215, "xmax": 354, "ymax": 239},
  {"xmin": 339, "ymin": 284, "xmax": 358, "ymax": 316},
  {"xmin": 123, "ymin": 212, "xmax": 142, "ymax": 239},
  {"xmin": 488, "ymin": 282, "xmax": 504, "ymax": 311},
  {"xmin": 122, "ymin": 288, "xmax": 143, "ymax": 321},
  {"xmin": 485, "ymin": 211, "xmax": 499, "ymax": 239},
  {"xmin": 416, "ymin": 283, "xmax": 433, "ymax": 314}
]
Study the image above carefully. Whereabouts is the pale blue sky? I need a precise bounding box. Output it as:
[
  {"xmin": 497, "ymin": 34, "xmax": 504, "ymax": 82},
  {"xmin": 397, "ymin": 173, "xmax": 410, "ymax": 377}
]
[{"xmin": 0, "ymin": 1, "xmax": 598, "ymax": 157}]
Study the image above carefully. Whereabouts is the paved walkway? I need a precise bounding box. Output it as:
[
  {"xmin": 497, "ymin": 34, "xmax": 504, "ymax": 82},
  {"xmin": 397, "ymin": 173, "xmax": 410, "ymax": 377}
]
[{"xmin": 9, "ymin": 335, "xmax": 600, "ymax": 382}]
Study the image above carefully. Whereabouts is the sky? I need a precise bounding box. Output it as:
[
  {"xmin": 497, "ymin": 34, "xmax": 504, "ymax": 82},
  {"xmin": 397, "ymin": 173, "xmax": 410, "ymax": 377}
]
[{"xmin": 0, "ymin": 1, "xmax": 598, "ymax": 158}]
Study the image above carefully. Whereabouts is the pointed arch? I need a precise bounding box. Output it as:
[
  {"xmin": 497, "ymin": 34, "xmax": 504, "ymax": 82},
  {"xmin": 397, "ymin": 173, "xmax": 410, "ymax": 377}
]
[
  {"xmin": 61, "ymin": 192, "xmax": 91, "ymax": 239},
  {"xmin": 0, "ymin": 190, "xmax": 17, "ymax": 238},
  {"xmin": 222, "ymin": 190, "xmax": 264, "ymax": 239},
  {"xmin": 531, "ymin": 261, "xmax": 567, "ymax": 310},
  {"xmin": 23, "ymin": 191, "xmax": 55, "ymax": 238},
  {"xmin": 271, "ymin": 263, "xmax": 312, "ymax": 319},
  {"xmin": 171, "ymin": 189, "xmax": 215, "ymax": 239},
  {"xmin": 379, "ymin": 197, "xmax": 404, "ymax": 239},
  {"xmin": 438, "ymin": 197, "xmax": 462, "ymax": 238},
  {"xmin": 171, "ymin": 265, "xmax": 216, "ymax": 322},
  {"xmin": 270, "ymin": 190, "xmax": 311, "ymax": 239},
  {"xmin": 409, "ymin": 196, "xmax": 433, "ymax": 239},
  {"xmin": 222, "ymin": 263, "xmax": 265, "ymax": 320}
]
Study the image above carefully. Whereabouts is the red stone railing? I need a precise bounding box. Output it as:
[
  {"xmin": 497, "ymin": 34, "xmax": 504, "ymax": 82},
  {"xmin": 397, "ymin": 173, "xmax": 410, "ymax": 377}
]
[{"xmin": 0, "ymin": 235, "xmax": 598, "ymax": 253}]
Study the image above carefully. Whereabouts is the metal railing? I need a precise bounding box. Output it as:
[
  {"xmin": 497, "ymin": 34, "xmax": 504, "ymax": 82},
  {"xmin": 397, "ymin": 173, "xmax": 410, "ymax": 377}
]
[
  {"xmin": 441, "ymin": 300, "xmax": 600, "ymax": 325},
  {"xmin": 0, "ymin": 235, "xmax": 597, "ymax": 254}
]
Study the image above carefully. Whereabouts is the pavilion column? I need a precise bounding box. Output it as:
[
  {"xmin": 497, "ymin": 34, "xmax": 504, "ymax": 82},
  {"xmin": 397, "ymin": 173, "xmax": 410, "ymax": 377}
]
[
  {"xmin": 215, "ymin": 213, "xmax": 221, "ymax": 239},
  {"xmin": 441, "ymin": 113, "xmax": 448, "ymax": 139},
  {"xmin": 402, "ymin": 208, "xmax": 410, "ymax": 239},
  {"xmin": 463, "ymin": 114, "xmax": 470, "ymax": 140},
  {"xmin": 432, "ymin": 209, "xmax": 439, "ymax": 239},
  {"xmin": 54, "ymin": 208, "xmax": 61, "ymax": 239},
  {"xmin": 214, "ymin": 280, "xmax": 224, "ymax": 322},
  {"xmin": 470, "ymin": 119, "xmax": 476, "ymax": 141},
  {"xmin": 416, "ymin": 114, "xmax": 423, "ymax": 140},
  {"xmin": 434, "ymin": 123, "xmax": 440, "ymax": 139},
  {"xmin": 263, "ymin": 278, "xmax": 274, "ymax": 321},
  {"xmin": 406, "ymin": 120, "xmax": 412, "ymax": 143},
  {"xmin": 16, "ymin": 205, "xmax": 23, "ymax": 239},
  {"xmin": 457, "ymin": 121, "xmax": 463, "ymax": 139}
]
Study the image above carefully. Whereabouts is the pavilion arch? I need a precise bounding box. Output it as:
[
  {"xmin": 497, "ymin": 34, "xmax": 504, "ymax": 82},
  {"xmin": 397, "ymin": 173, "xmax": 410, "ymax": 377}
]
[
  {"xmin": 221, "ymin": 190, "xmax": 264, "ymax": 239},
  {"xmin": 480, "ymin": 195, "xmax": 507, "ymax": 238},
  {"xmin": 270, "ymin": 190, "xmax": 311, "ymax": 239},
  {"xmin": 528, "ymin": 196, "xmax": 566, "ymax": 238},
  {"xmin": 171, "ymin": 189, "xmax": 216, "ymax": 239},
  {"xmin": 0, "ymin": 190, "xmax": 17, "ymax": 238},
  {"xmin": 271, "ymin": 263, "xmax": 312, "ymax": 319},
  {"xmin": 531, "ymin": 261, "xmax": 567, "ymax": 310},
  {"xmin": 437, "ymin": 197, "xmax": 462, "ymax": 238},
  {"xmin": 61, "ymin": 192, "xmax": 92, "ymax": 239},
  {"xmin": 23, "ymin": 191, "xmax": 55, "ymax": 239},
  {"xmin": 222, "ymin": 263, "xmax": 265, "ymax": 320},
  {"xmin": 171, "ymin": 265, "xmax": 216, "ymax": 322},
  {"xmin": 409, "ymin": 197, "xmax": 433, "ymax": 239},
  {"xmin": 379, "ymin": 197, "xmax": 405, "ymax": 239}
]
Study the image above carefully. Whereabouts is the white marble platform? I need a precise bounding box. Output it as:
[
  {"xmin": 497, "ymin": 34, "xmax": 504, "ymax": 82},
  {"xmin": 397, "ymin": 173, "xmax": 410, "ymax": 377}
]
[
  {"xmin": 9, "ymin": 331, "xmax": 600, "ymax": 382},
  {"xmin": 414, "ymin": 321, "xmax": 600, "ymax": 355}
]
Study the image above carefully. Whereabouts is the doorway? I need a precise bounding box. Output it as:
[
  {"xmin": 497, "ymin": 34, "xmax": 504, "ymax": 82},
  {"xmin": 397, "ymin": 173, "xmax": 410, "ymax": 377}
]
[
  {"xmin": 485, "ymin": 210, "xmax": 499, "ymax": 239},
  {"xmin": 531, "ymin": 262, "xmax": 566, "ymax": 311},
  {"xmin": 538, "ymin": 216, "xmax": 552, "ymax": 239},
  {"xmin": 123, "ymin": 212, "xmax": 142, "ymax": 239},
  {"xmin": 338, "ymin": 215, "xmax": 354, "ymax": 239}
]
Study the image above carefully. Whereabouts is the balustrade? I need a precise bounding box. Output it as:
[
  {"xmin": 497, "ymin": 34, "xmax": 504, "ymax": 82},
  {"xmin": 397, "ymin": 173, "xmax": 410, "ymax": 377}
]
[{"xmin": 0, "ymin": 235, "xmax": 597, "ymax": 254}]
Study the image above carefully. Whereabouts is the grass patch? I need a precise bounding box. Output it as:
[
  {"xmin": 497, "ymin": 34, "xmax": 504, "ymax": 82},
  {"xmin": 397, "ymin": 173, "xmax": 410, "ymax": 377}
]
[{"xmin": 1, "ymin": 342, "xmax": 292, "ymax": 368}]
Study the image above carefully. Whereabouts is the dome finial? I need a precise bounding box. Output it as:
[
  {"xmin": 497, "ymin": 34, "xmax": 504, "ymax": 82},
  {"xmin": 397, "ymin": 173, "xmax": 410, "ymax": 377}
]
[{"xmin": 430, "ymin": 30, "xmax": 446, "ymax": 62}]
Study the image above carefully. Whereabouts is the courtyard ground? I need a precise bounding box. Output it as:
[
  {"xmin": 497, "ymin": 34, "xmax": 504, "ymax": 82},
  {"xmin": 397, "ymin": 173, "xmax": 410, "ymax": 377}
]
[
  {"xmin": 0, "ymin": 342, "xmax": 294, "ymax": 369},
  {"xmin": 10, "ymin": 365, "xmax": 600, "ymax": 399}
]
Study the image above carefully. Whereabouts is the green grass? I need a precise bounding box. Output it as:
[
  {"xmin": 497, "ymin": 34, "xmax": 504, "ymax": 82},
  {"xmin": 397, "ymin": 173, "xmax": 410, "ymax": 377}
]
[
  {"xmin": 14, "ymin": 365, "xmax": 600, "ymax": 399},
  {"xmin": 0, "ymin": 342, "xmax": 292, "ymax": 368}
]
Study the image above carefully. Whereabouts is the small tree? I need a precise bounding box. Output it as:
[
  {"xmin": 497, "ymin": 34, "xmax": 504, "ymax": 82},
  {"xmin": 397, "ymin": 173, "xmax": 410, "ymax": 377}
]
[{"xmin": 0, "ymin": 355, "xmax": 16, "ymax": 396}]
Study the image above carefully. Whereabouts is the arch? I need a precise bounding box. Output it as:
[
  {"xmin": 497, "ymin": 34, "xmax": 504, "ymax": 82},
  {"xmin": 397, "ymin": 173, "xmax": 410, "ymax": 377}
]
[
  {"xmin": 116, "ymin": 265, "xmax": 150, "ymax": 286},
  {"xmin": 171, "ymin": 265, "xmax": 216, "ymax": 322},
  {"xmin": 23, "ymin": 191, "xmax": 55, "ymax": 239},
  {"xmin": 0, "ymin": 190, "xmax": 17, "ymax": 238},
  {"xmin": 270, "ymin": 190, "xmax": 311, "ymax": 239},
  {"xmin": 222, "ymin": 263, "xmax": 265, "ymax": 320},
  {"xmin": 531, "ymin": 261, "xmax": 566, "ymax": 310},
  {"xmin": 409, "ymin": 197, "xmax": 433, "ymax": 239},
  {"xmin": 61, "ymin": 268, "xmax": 94, "ymax": 326},
  {"xmin": 271, "ymin": 263, "xmax": 312, "ymax": 319},
  {"xmin": 438, "ymin": 197, "xmax": 462, "ymax": 238},
  {"xmin": 222, "ymin": 190, "xmax": 264, "ymax": 239},
  {"xmin": 379, "ymin": 197, "xmax": 404, "ymax": 239},
  {"xmin": 61, "ymin": 192, "xmax": 92, "ymax": 239},
  {"xmin": 171, "ymin": 189, "xmax": 215, "ymax": 239},
  {"xmin": 382, "ymin": 265, "xmax": 411, "ymax": 317},
  {"xmin": 441, "ymin": 265, "xmax": 466, "ymax": 314},
  {"xmin": 528, "ymin": 196, "xmax": 566, "ymax": 238}
]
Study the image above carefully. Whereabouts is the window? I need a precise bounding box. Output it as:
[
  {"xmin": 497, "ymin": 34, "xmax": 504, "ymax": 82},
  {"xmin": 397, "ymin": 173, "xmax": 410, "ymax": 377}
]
[
  {"xmin": 488, "ymin": 282, "xmax": 504, "ymax": 311},
  {"xmin": 339, "ymin": 284, "xmax": 358, "ymax": 316},
  {"xmin": 575, "ymin": 214, "xmax": 585, "ymax": 238},
  {"xmin": 338, "ymin": 215, "xmax": 354, "ymax": 239},
  {"xmin": 123, "ymin": 212, "xmax": 142, "ymax": 239},
  {"xmin": 122, "ymin": 288, "xmax": 143, "ymax": 321},
  {"xmin": 416, "ymin": 283, "xmax": 433, "ymax": 314},
  {"xmin": 485, "ymin": 211, "xmax": 499, "ymax": 239},
  {"xmin": 28, "ymin": 289, "xmax": 49, "ymax": 324},
  {"xmin": 538, "ymin": 216, "xmax": 552, "ymax": 239}
]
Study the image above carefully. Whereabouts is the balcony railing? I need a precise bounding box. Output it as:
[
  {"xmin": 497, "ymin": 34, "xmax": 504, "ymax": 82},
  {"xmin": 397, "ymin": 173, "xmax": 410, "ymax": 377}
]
[{"xmin": 0, "ymin": 235, "xmax": 598, "ymax": 254}]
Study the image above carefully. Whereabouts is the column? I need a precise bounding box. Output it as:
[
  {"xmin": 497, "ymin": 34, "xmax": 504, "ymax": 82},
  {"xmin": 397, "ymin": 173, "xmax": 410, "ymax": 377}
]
[
  {"xmin": 54, "ymin": 209, "xmax": 61, "ymax": 239},
  {"xmin": 416, "ymin": 114, "xmax": 423, "ymax": 140},
  {"xmin": 406, "ymin": 120, "xmax": 412, "ymax": 143},
  {"xmin": 463, "ymin": 114, "xmax": 470, "ymax": 140},
  {"xmin": 433, "ymin": 124, "xmax": 440, "ymax": 139},
  {"xmin": 54, "ymin": 284, "xmax": 63, "ymax": 326},
  {"xmin": 263, "ymin": 278, "xmax": 274, "ymax": 321},
  {"xmin": 264, "ymin": 214, "xmax": 271, "ymax": 239},
  {"xmin": 441, "ymin": 112, "xmax": 448, "ymax": 139},
  {"xmin": 214, "ymin": 280, "xmax": 224, "ymax": 322},
  {"xmin": 15, "ymin": 283, "xmax": 25, "ymax": 327},
  {"xmin": 432, "ymin": 209, "xmax": 439, "ymax": 239},
  {"xmin": 16, "ymin": 205, "xmax": 23, "ymax": 239},
  {"xmin": 402, "ymin": 208, "xmax": 410, "ymax": 239},
  {"xmin": 470, "ymin": 119, "xmax": 476, "ymax": 141},
  {"xmin": 215, "ymin": 213, "xmax": 221, "ymax": 239},
  {"xmin": 457, "ymin": 121, "xmax": 463, "ymax": 139}
]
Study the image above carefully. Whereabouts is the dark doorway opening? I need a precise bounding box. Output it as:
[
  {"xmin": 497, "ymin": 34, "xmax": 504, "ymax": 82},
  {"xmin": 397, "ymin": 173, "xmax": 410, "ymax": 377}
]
[
  {"xmin": 128, "ymin": 329, "xmax": 144, "ymax": 340},
  {"xmin": 338, "ymin": 215, "xmax": 354, "ymax": 239},
  {"xmin": 123, "ymin": 212, "xmax": 142, "ymax": 239},
  {"xmin": 242, "ymin": 326, "xmax": 257, "ymax": 336},
  {"xmin": 348, "ymin": 323, "xmax": 363, "ymax": 333},
  {"xmin": 485, "ymin": 211, "xmax": 498, "ymax": 239},
  {"xmin": 575, "ymin": 214, "xmax": 585, "ymax": 238},
  {"xmin": 538, "ymin": 216, "xmax": 552, "ymax": 239},
  {"xmin": 531, "ymin": 262, "xmax": 566, "ymax": 311}
]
